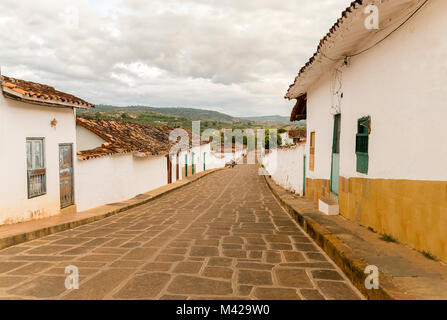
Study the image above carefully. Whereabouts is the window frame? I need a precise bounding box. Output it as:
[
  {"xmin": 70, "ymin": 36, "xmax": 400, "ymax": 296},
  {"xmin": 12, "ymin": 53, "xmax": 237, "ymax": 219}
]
[
  {"xmin": 26, "ymin": 137, "xmax": 47, "ymax": 199},
  {"xmin": 355, "ymin": 116, "xmax": 371, "ymax": 174}
]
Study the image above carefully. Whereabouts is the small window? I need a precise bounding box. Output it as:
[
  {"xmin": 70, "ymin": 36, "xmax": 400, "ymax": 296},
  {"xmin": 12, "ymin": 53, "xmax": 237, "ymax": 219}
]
[
  {"xmin": 309, "ymin": 132, "xmax": 315, "ymax": 171},
  {"xmin": 356, "ymin": 117, "xmax": 371, "ymax": 174},
  {"xmin": 26, "ymin": 138, "xmax": 46, "ymax": 198}
]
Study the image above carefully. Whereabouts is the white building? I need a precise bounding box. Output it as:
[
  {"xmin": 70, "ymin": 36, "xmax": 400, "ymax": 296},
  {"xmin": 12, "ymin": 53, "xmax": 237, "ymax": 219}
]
[
  {"xmin": 279, "ymin": 132, "xmax": 294, "ymax": 146},
  {"xmin": 75, "ymin": 117, "xmax": 217, "ymax": 211},
  {"xmin": 0, "ymin": 75, "xmax": 93, "ymax": 225},
  {"xmin": 285, "ymin": 0, "xmax": 447, "ymax": 262}
]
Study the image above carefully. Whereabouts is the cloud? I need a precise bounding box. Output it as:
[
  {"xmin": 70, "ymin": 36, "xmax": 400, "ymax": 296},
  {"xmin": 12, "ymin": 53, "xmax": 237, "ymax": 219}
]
[{"xmin": 0, "ymin": 0, "xmax": 349, "ymax": 117}]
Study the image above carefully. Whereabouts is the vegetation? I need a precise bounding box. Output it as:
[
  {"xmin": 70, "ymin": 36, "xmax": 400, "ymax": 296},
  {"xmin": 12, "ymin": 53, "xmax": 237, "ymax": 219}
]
[
  {"xmin": 380, "ymin": 234, "xmax": 398, "ymax": 243},
  {"xmin": 421, "ymin": 251, "xmax": 437, "ymax": 261},
  {"xmin": 78, "ymin": 105, "xmax": 300, "ymax": 134}
]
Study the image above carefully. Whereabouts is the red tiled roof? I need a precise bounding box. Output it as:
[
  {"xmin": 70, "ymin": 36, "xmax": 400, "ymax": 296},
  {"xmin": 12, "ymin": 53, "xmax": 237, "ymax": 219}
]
[
  {"xmin": 290, "ymin": 94, "xmax": 307, "ymax": 122},
  {"xmin": 76, "ymin": 117, "xmax": 207, "ymax": 160},
  {"xmin": 1, "ymin": 75, "xmax": 93, "ymax": 108},
  {"xmin": 288, "ymin": 129, "xmax": 306, "ymax": 139}
]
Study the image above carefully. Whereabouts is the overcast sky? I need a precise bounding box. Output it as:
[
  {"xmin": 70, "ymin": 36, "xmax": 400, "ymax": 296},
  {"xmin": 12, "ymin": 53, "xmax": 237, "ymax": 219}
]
[{"xmin": 0, "ymin": 0, "xmax": 349, "ymax": 117}]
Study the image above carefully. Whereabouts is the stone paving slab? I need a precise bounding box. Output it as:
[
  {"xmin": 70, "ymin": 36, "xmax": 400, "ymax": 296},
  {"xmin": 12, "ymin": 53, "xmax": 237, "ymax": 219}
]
[
  {"xmin": 264, "ymin": 174, "xmax": 447, "ymax": 300},
  {"xmin": 0, "ymin": 165, "xmax": 363, "ymax": 300}
]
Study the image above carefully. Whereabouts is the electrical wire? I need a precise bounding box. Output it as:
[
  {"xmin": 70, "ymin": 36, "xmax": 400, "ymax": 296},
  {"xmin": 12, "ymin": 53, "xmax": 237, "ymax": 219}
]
[{"xmin": 320, "ymin": 0, "xmax": 430, "ymax": 61}]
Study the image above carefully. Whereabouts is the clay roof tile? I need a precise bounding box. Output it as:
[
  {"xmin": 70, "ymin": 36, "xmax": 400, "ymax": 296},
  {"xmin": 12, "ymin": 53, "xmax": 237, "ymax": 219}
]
[{"xmin": 1, "ymin": 75, "xmax": 94, "ymax": 108}]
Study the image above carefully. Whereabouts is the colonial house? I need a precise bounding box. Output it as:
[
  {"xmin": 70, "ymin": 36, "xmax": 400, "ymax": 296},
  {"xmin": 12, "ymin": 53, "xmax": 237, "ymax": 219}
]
[
  {"xmin": 75, "ymin": 117, "xmax": 216, "ymax": 211},
  {"xmin": 0, "ymin": 75, "xmax": 93, "ymax": 225},
  {"xmin": 285, "ymin": 0, "xmax": 447, "ymax": 262}
]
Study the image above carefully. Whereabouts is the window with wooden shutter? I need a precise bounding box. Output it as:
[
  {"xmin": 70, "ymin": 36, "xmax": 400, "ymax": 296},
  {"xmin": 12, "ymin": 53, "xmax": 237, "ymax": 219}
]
[
  {"xmin": 356, "ymin": 117, "xmax": 371, "ymax": 174},
  {"xmin": 309, "ymin": 131, "xmax": 315, "ymax": 171},
  {"xmin": 26, "ymin": 138, "xmax": 46, "ymax": 198}
]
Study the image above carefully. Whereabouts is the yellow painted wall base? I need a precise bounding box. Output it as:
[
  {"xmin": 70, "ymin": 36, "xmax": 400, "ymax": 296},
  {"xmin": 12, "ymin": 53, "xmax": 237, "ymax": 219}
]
[
  {"xmin": 306, "ymin": 177, "xmax": 447, "ymax": 263},
  {"xmin": 305, "ymin": 178, "xmax": 330, "ymax": 203},
  {"xmin": 182, "ymin": 165, "xmax": 197, "ymax": 179},
  {"xmin": 60, "ymin": 205, "xmax": 77, "ymax": 215}
]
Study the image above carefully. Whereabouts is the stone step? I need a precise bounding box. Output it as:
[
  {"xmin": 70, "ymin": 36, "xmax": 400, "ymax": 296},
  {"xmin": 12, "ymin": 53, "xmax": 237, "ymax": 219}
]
[{"xmin": 318, "ymin": 198, "xmax": 339, "ymax": 216}]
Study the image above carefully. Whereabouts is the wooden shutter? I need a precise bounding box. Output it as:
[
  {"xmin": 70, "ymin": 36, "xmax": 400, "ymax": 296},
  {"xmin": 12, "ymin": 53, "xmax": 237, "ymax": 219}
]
[
  {"xmin": 309, "ymin": 132, "xmax": 315, "ymax": 171},
  {"xmin": 356, "ymin": 117, "xmax": 370, "ymax": 174}
]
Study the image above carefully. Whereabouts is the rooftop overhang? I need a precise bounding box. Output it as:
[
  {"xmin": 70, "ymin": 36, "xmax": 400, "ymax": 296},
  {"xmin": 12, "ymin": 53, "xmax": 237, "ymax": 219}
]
[
  {"xmin": 285, "ymin": 0, "xmax": 428, "ymax": 100},
  {"xmin": 2, "ymin": 86, "xmax": 92, "ymax": 109},
  {"xmin": 290, "ymin": 94, "xmax": 307, "ymax": 122}
]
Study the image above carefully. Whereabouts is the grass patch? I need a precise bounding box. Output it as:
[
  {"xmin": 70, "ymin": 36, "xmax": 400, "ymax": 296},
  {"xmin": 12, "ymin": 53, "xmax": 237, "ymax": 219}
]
[
  {"xmin": 380, "ymin": 234, "xmax": 397, "ymax": 243},
  {"xmin": 421, "ymin": 251, "xmax": 437, "ymax": 261}
]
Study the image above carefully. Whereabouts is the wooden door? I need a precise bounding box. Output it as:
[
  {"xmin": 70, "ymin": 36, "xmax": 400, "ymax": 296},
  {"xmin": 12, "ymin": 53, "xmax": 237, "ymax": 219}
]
[
  {"xmin": 167, "ymin": 155, "xmax": 172, "ymax": 184},
  {"xmin": 176, "ymin": 153, "xmax": 179, "ymax": 180},
  {"xmin": 59, "ymin": 144, "xmax": 74, "ymax": 208},
  {"xmin": 330, "ymin": 114, "xmax": 341, "ymax": 200}
]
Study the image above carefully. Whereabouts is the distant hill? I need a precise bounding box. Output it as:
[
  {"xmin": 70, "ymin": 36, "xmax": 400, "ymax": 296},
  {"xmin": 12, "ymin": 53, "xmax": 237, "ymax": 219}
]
[
  {"xmin": 81, "ymin": 105, "xmax": 303, "ymax": 130},
  {"xmin": 240, "ymin": 115, "xmax": 290, "ymax": 123},
  {"xmin": 95, "ymin": 105, "xmax": 235, "ymax": 121}
]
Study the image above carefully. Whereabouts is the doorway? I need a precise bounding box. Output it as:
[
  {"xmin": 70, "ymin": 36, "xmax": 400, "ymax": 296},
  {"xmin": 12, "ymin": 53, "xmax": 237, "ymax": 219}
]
[
  {"xmin": 167, "ymin": 155, "xmax": 172, "ymax": 184},
  {"xmin": 59, "ymin": 144, "xmax": 74, "ymax": 209},
  {"xmin": 330, "ymin": 114, "xmax": 341, "ymax": 201},
  {"xmin": 303, "ymin": 155, "xmax": 306, "ymax": 196}
]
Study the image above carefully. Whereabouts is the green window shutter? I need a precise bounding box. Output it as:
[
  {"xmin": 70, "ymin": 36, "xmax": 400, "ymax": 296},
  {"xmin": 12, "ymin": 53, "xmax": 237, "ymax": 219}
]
[
  {"xmin": 185, "ymin": 154, "xmax": 188, "ymax": 177},
  {"xmin": 356, "ymin": 117, "xmax": 370, "ymax": 174}
]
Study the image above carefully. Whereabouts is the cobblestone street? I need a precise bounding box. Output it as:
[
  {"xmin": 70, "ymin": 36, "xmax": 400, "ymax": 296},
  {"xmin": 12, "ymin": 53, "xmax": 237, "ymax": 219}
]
[{"xmin": 0, "ymin": 165, "xmax": 363, "ymax": 300}]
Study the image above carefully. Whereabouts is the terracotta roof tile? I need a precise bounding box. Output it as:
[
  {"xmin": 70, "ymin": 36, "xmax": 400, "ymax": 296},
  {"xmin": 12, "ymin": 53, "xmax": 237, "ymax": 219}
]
[
  {"xmin": 288, "ymin": 129, "xmax": 306, "ymax": 139},
  {"xmin": 1, "ymin": 75, "xmax": 94, "ymax": 108},
  {"xmin": 76, "ymin": 117, "xmax": 205, "ymax": 160}
]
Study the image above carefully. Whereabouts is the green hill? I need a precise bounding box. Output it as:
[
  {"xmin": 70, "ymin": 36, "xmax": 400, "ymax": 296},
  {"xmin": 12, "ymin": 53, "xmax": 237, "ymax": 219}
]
[{"xmin": 94, "ymin": 105, "xmax": 235, "ymax": 121}]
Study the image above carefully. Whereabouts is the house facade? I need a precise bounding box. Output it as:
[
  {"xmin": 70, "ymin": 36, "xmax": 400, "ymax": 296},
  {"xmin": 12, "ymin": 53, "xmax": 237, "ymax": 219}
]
[
  {"xmin": 285, "ymin": 0, "xmax": 447, "ymax": 262},
  {"xmin": 0, "ymin": 75, "xmax": 93, "ymax": 225}
]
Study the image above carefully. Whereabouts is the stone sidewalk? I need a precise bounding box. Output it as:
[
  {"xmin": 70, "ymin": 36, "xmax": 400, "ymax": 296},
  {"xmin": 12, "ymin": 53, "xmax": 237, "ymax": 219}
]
[
  {"xmin": 265, "ymin": 175, "xmax": 447, "ymax": 300},
  {"xmin": 0, "ymin": 165, "xmax": 363, "ymax": 300},
  {"xmin": 0, "ymin": 168, "xmax": 223, "ymax": 251}
]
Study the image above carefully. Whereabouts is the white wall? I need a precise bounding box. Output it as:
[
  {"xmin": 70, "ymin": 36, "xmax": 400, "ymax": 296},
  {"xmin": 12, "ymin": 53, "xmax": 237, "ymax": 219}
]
[
  {"xmin": 76, "ymin": 124, "xmax": 106, "ymax": 152},
  {"xmin": 305, "ymin": 0, "xmax": 447, "ymax": 182},
  {"xmin": 75, "ymin": 153, "xmax": 167, "ymax": 212},
  {"xmin": 262, "ymin": 144, "xmax": 305, "ymax": 195},
  {"xmin": 0, "ymin": 94, "xmax": 77, "ymax": 225},
  {"xmin": 306, "ymin": 72, "xmax": 333, "ymax": 181},
  {"xmin": 75, "ymin": 139, "xmax": 225, "ymax": 212}
]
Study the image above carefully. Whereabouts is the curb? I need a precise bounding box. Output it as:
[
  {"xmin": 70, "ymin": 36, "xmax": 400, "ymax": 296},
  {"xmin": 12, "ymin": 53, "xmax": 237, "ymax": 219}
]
[
  {"xmin": 263, "ymin": 174, "xmax": 405, "ymax": 300},
  {"xmin": 0, "ymin": 168, "xmax": 225, "ymax": 251}
]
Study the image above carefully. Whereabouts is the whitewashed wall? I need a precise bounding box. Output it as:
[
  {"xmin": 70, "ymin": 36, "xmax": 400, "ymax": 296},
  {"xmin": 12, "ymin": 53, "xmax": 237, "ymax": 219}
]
[
  {"xmin": 75, "ymin": 153, "xmax": 167, "ymax": 212},
  {"xmin": 262, "ymin": 144, "xmax": 305, "ymax": 195},
  {"xmin": 0, "ymin": 94, "xmax": 77, "ymax": 225},
  {"xmin": 76, "ymin": 125, "xmax": 106, "ymax": 152},
  {"xmin": 305, "ymin": 0, "xmax": 447, "ymax": 182}
]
